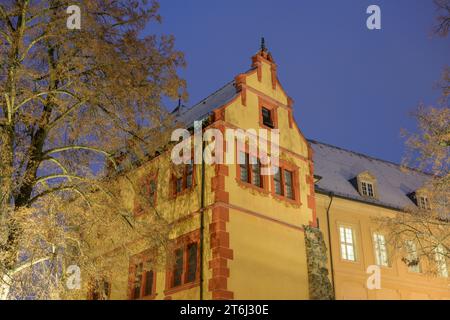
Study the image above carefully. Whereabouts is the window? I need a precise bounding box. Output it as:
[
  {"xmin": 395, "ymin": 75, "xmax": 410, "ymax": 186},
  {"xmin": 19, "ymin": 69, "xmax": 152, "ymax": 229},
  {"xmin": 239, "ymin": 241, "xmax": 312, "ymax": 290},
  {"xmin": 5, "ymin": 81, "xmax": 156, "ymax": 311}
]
[
  {"xmin": 251, "ymin": 157, "xmax": 262, "ymax": 187},
  {"xmin": 418, "ymin": 195, "xmax": 430, "ymax": 210},
  {"xmin": 186, "ymin": 243, "xmax": 198, "ymax": 283},
  {"xmin": 129, "ymin": 254, "xmax": 156, "ymax": 300},
  {"xmin": 435, "ymin": 245, "xmax": 448, "ymax": 278},
  {"xmin": 405, "ymin": 240, "xmax": 421, "ymax": 273},
  {"xmin": 173, "ymin": 163, "xmax": 194, "ymax": 195},
  {"xmin": 143, "ymin": 269, "xmax": 154, "ymax": 297},
  {"xmin": 89, "ymin": 278, "xmax": 111, "ymax": 300},
  {"xmin": 239, "ymin": 152, "xmax": 249, "ymax": 183},
  {"xmin": 176, "ymin": 177, "xmax": 183, "ymax": 193},
  {"xmin": 361, "ymin": 181, "xmax": 374, "ymax": 197},
  {"xmin": 238, "ymin": 152, "xmax": 263, "ymax": 188},
  {"xmin": 274, "ymin": 167, "xmax": 282, "ymax": 195},
  {"xmin": 149, "ymin": 179, "xmax": 157, "ymax": 206},
  {"xmin": 284, "ymin": 170, "xmax": 294, "ymax": 199},
  {"xmin": 339, "ymin": 226, "xmax": 356, "ymax": 261},
  {"xmin": 186, "ymin": 163, "xmax": 193, "ymax": 188},
  {"xmin": 261, "ymin": 107, "xmax": 274, "ymax": 128},
  {"xmin": 258, "ymin": 97, "xmax": 278, "ymax": 129},
  {"xmin": 173, "ymin": 249, "xmax": 184, "ymax": 287},
  {"xmin": 272, "ymin": 167, "xmax": 295, "ymax": 200},
  {"xmin": 355, "ymin": 172, "xmax": 377, "ymax": 199},
  {"xmin": 134, "ymin": 173, "xmax": 158, "ymax": 215},
  {"xmin": 168, "ymin": 237, "xmax": 200, "ymax": 289},
  {"xmin": 373, "ymin": 233, "xmax": 389, "ymax": 267}
]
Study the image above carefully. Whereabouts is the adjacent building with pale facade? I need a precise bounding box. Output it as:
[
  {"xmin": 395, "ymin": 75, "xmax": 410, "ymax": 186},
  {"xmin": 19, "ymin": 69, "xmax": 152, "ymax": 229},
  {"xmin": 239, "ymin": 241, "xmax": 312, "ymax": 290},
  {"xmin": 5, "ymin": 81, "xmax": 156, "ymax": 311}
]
[
  {"xmin": 312, "ymin": 141, "xmax": 450, "ymax": 299},
  {"xmin": 87, "ymin": 47, "xmax": 450, "ymax": 300}
]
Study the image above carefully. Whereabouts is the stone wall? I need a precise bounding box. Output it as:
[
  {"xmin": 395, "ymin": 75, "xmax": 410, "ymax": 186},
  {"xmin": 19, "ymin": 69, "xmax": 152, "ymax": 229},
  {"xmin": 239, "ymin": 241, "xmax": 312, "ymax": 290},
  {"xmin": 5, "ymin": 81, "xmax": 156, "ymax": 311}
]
[{"xmin": 304, "ymin": 225, "xmax": 334, "ymax": 300}]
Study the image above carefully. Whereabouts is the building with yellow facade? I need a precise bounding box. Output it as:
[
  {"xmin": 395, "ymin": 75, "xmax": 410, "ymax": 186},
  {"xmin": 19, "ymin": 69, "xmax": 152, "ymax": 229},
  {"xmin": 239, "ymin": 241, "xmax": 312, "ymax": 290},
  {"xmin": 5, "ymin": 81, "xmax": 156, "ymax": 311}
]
[{"xmin": 88, "ymin": 47, "xmax": 450, "ymax": 300}]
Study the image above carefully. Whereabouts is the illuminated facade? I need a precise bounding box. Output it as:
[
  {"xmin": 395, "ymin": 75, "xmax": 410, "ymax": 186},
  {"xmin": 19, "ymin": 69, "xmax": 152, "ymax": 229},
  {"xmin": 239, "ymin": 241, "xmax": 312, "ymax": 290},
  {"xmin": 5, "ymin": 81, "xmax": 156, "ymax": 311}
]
[{"xmin": 88, "ymin": 48, "xmax": 450, "ymax": 300}]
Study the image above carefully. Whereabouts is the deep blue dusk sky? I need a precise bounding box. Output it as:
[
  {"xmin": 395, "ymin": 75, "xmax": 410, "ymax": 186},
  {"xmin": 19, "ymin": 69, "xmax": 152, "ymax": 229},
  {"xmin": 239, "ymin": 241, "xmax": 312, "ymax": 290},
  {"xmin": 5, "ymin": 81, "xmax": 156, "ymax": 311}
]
[{"xmin": 148, "ymin": 0, "xmax": 449, "ymax": 164}]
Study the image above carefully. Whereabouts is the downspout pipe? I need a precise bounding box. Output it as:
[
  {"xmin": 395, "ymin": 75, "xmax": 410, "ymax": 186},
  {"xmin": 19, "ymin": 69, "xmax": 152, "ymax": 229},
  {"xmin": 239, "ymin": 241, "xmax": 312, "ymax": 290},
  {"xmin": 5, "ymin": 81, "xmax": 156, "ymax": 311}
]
[
  {"xmin": 325, "ymin": 191, "xmax": 336, "ymax": 298},
  {"xmin": 199, "ymin": 125, "xmax": 206, "ymax": 300}
]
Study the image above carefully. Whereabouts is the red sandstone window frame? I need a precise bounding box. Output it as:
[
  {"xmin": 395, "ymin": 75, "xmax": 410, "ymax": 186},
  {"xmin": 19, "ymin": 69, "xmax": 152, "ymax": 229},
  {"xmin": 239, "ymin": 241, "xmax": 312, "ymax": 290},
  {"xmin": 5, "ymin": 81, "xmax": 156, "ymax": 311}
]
[
  {"xmin": 258, "ymin": 96, "xmax": 278, "ymax": 130},
  {"xmin": 171, "ymin": 162, "xmax": 196, "ymax": 197},
  {"xmin": 134, "ymin": 172, "xmax": 158, "ymax": 216},
  {"xmin": 165, "ymin": 230, "xmax": 201, "ymax": 295},
  {"xmin": 128, "ymin": 250, "xmax": 157, "ymax": 300},
  {"xmin": 270, "ymin": 160, "xmax": 301, "ymax": 205},
  {"xmin": 87, "ymin": 278, "xmax": 111, "ymax": 300},
  {"xmin": 235, "ymin": 143, "xmax": 269, "ymax": 193}
]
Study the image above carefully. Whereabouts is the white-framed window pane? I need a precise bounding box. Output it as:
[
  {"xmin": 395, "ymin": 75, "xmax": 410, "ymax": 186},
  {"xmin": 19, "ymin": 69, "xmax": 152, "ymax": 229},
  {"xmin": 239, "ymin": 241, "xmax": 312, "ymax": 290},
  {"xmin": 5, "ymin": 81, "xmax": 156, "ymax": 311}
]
[
  {"xmin": 346, "ymin": 245, "xmax": 355, "ymax": 261},
  {"xmin": 419, "ymin": 196, "xmax": 430, "ymax": 210},
  {"xmin": 406, "ymin": 240, "xmax": 420, "ymax": 273},
  {"xmin": 345, "ymin": 229, "xmax": 353, "ymax": 244},
  {"xmin": 367, "ymin": 183, "xmax": 374, "ymax": 197},
  {"xmin": 361, "ymin": 182, "xmax": 368, "ymax": 196},
  {"xmin": 339, "ymin": 226, "xmax": 356, "ymax": 261},
  {"xmin": 373, "ymin": 233, "xmax": 389, "ymax": 266},
  {"xmin": 361, "ymin": 181, "xmax": 374, "ymax": 197},
  {"xmin": 435, "ymin": 245, "xmax": 448, "ymax": 278}
]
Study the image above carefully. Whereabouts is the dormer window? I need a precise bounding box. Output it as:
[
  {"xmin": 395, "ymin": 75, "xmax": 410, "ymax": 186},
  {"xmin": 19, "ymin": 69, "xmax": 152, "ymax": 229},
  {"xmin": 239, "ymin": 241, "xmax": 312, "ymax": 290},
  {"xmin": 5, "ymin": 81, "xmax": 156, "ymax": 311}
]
[
  {"xmin": 261, "ymin": 107, "xmax": 274, "ymax": 128},
  {"xmin": 410, "ymin": 188, "xmax": 432, "ymax": 210},
  {"xmin": 354, "ymin": 171, "xmax": 378, "ymax": 199},
  {"xmin": 361, "ymin": 181, "xmax": 374, "ymax": 197},
  {"xmin": 418, "ymin": 195, "xmax": 430, "ymax": 210}
]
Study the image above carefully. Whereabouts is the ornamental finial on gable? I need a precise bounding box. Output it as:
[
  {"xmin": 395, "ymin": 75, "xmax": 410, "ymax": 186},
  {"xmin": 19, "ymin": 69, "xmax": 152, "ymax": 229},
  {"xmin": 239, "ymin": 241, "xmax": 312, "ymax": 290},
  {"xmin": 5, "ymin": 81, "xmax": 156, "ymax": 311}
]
[
  {"xmin": 254, "ymin": 37, "xmax": 275, "ymax": 64},
  {"xmin": 251, "ymin": 38, "xmax": 277, "ymax": 87},
  {"xmin": 261, "ymin": 37, "xmax": 267, "ymax": 52}
]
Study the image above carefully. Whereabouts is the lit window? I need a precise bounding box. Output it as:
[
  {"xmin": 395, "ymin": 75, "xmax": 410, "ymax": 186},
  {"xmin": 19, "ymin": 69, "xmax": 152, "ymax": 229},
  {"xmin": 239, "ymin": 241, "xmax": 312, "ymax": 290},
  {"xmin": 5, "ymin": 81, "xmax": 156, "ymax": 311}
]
[
  {"xmin": 405, "ymin": 240, "xmax": 421, "ymax": 273},
  {"xmin": 261, "ymin": 107, "xmax": 274, "ymax": 128},
  {"xmin": 339, "ymin": 226, "xmax": 356, "ymax": 261},
  {"xmin": 361, "ymin": 181, "xmax": 374, "ymax": 197},
  {"xmin": 435, "ymin": 245, "xmax": 448, "ymax": 278},
  {"xmin": 373, "ymin": 233, "xmax": 389, "ymax": 267}
]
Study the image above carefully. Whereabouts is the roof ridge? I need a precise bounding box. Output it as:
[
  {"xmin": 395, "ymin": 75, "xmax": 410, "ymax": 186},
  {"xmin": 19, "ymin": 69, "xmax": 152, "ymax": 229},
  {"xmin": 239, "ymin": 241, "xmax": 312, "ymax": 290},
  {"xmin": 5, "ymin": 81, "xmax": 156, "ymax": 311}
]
[
  {"xmin": 187, "ymin": 79, "xmax": 235, "ymax": 110},
  {"xmin": 307, "ymin": 139, "xmax": 432, "ymax": 176},
  {"xmin": 183, "ymin": 67, "xmax": 256, "ymax": 111}
]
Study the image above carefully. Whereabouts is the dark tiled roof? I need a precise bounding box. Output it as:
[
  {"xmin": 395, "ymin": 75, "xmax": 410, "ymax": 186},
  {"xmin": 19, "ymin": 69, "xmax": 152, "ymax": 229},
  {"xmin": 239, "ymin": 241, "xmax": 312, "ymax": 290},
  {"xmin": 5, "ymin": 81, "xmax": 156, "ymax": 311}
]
[
  {"xmin": 174, "ymin": 81, "xmax": 237, "ymax": 126},
  {"xmin": 174, "ymin": 81, "xmax": 429, "ymax": 211},
  {"xmin": 309, "ymin": 139, "xmax": 429, "ymax": 210},
  {"xmin": 152, "ymin": 78, "xmax": 429, "ymax": 212}
]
